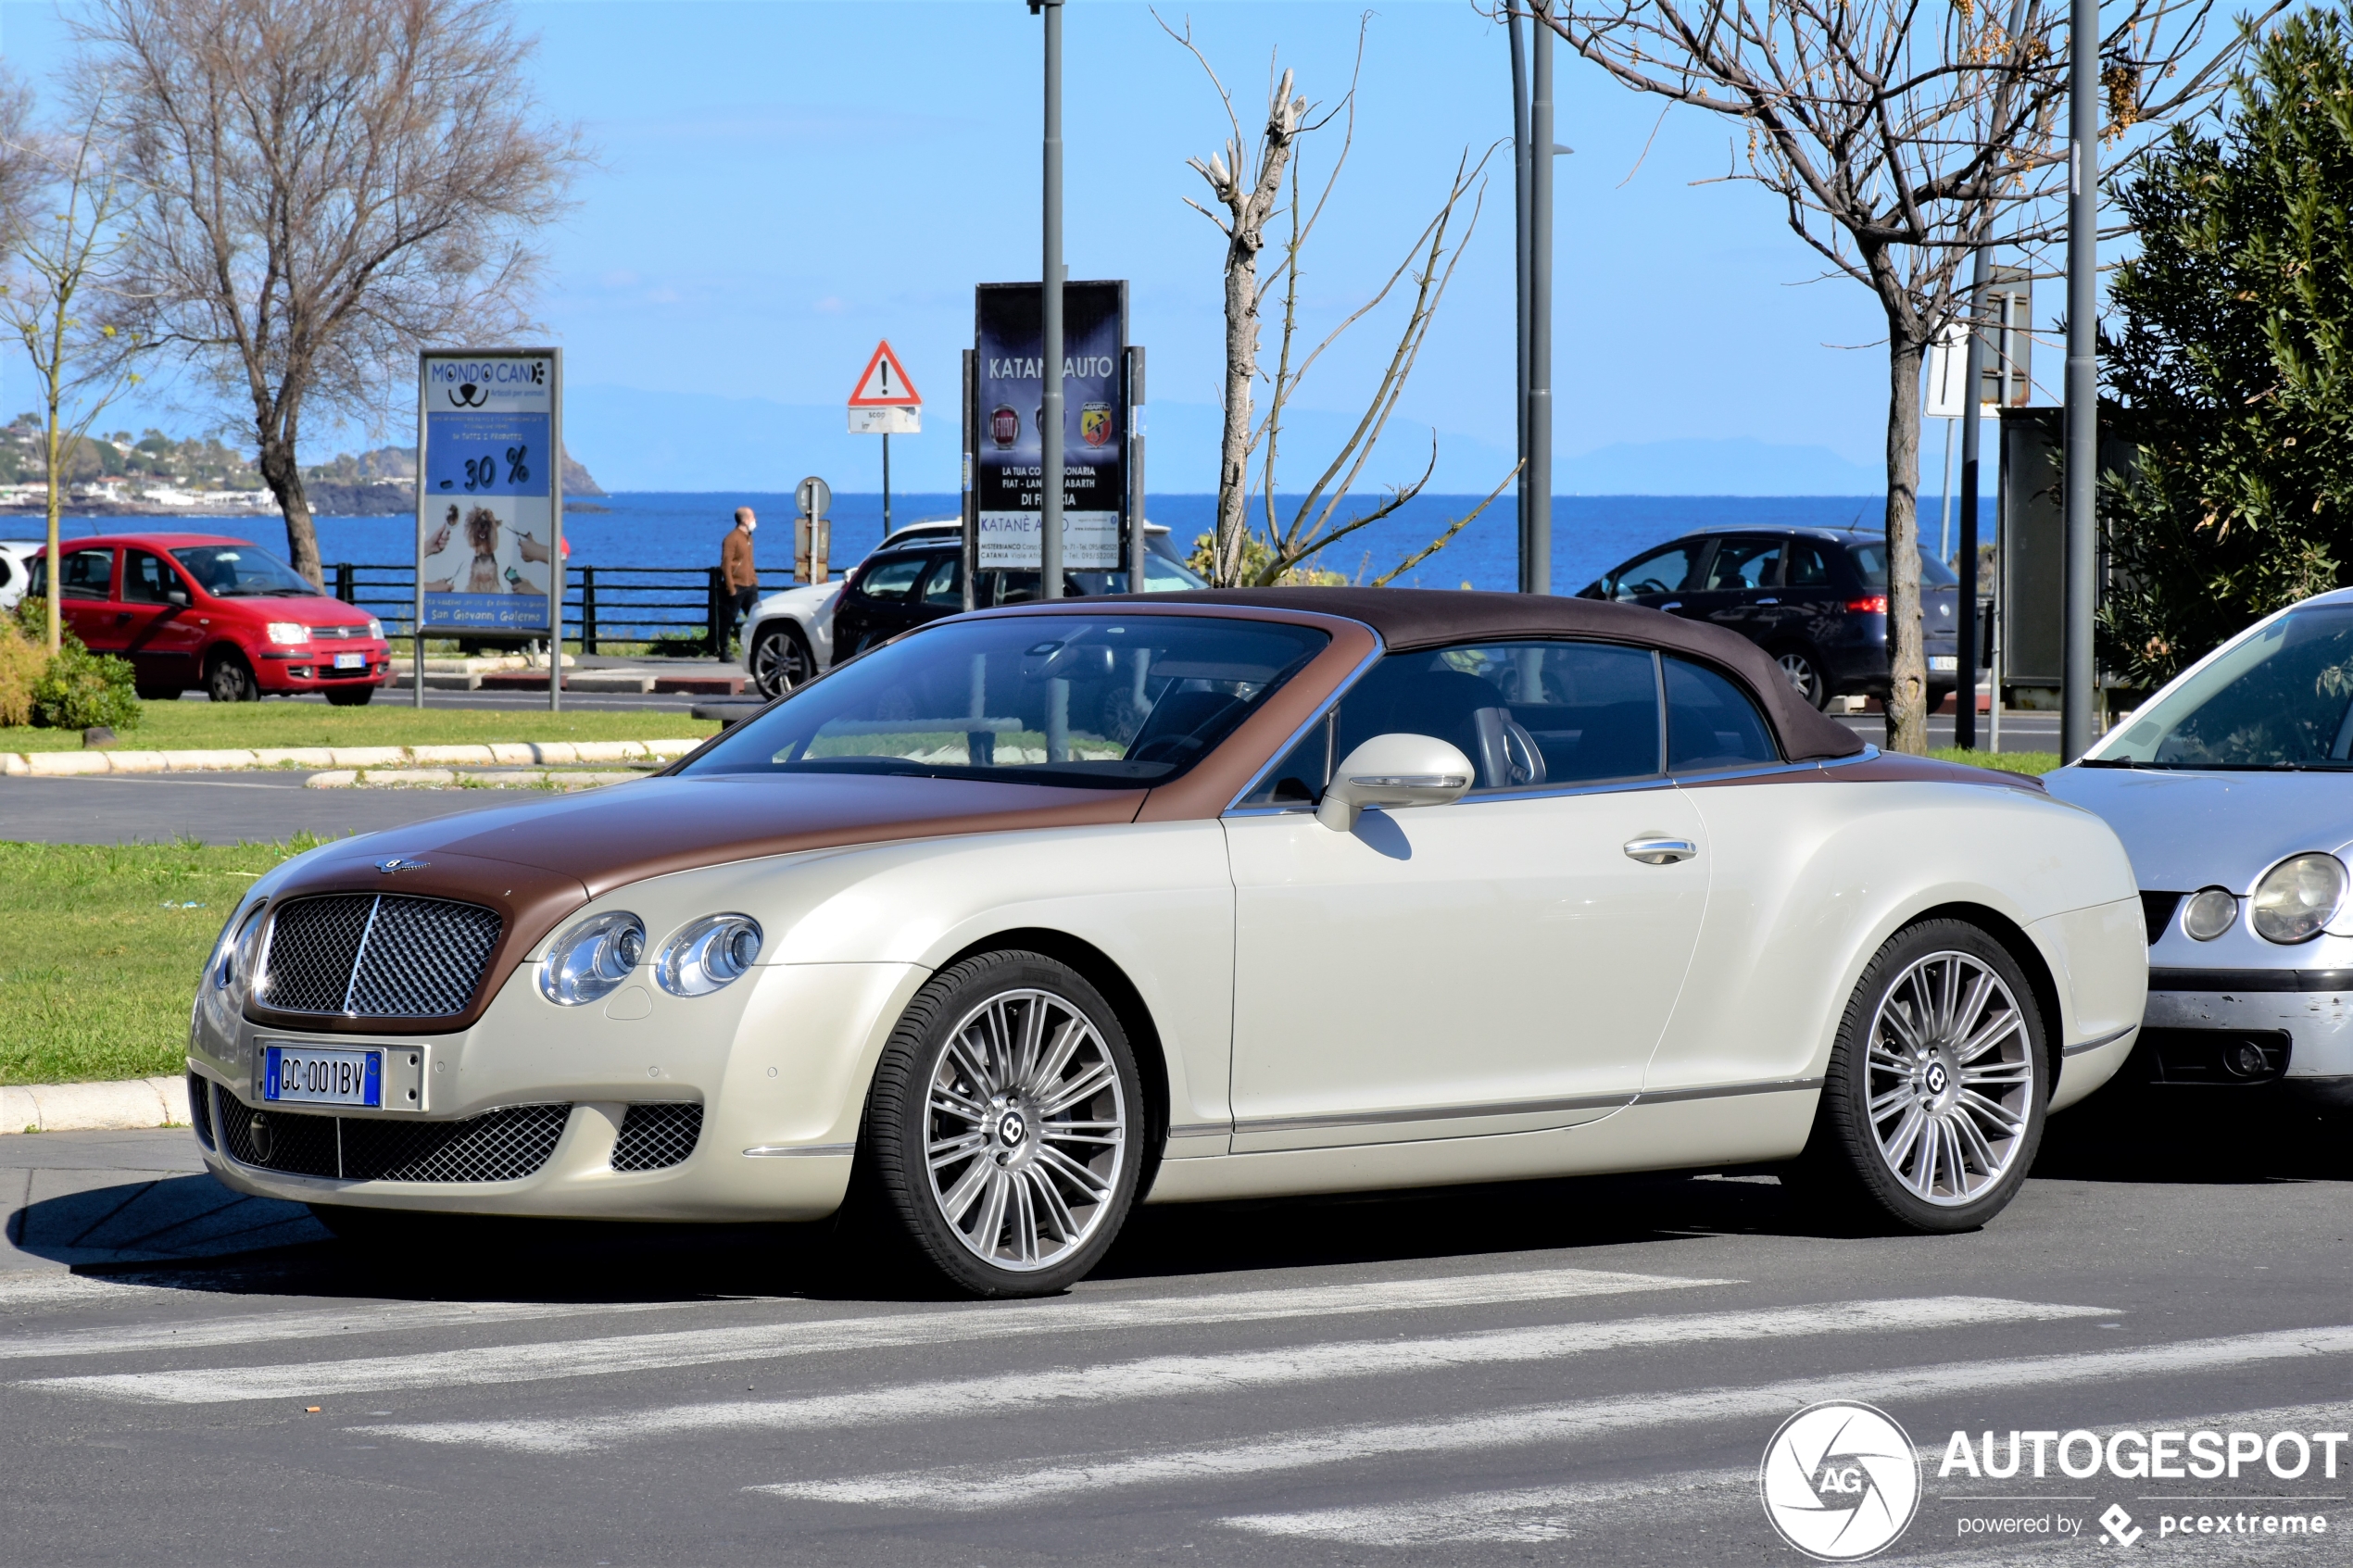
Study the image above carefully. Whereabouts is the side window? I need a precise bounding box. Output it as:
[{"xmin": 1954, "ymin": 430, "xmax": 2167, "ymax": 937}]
[
  {"xmin": 1240, "ymin": 711, "xmax": 1332, "ymax": 807},
  {"xmin": 1704, "ymin": 536, "xmax": 1782, "ymax": 591},
  {"xmin": 1332, "ymin": 640, "xmax": 1663, "ymax": 791},
  {"xmin": 123, "ymin": 549, "xmax": 181, "ymax": 605},
  {"xmin": 857, "ymin": 554, "xmax": 926, "ymax": 601},
  {"xmin": 918, "ymin": 554, "xmax": 963, "ymax": 608},
  {"xmin": 1786, "ymin": 542, "xmax": 1833, "ymax": 587},
  {"xmin": 1666, "ymin": 657, "xmax": 1780, "ymax": 773},
  {"xmin": 59, "ymin": 547, "xmax": 113, "ymax": 599},
  {"xmin": 1606, "ymin": 543, "xmax": 1699, "ymax": 601}
]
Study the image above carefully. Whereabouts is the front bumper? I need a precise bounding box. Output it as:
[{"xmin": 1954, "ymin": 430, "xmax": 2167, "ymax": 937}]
[
  {"xmin": 256, "ymin": 644, "xmax": 393, "ymax": 691},
  {"xmin": 2143, "ymin": 971, "xmax": 2353, "ymax": 1106}
]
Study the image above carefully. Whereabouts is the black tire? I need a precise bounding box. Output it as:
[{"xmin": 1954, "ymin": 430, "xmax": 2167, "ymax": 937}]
[
  {"xmin": 324, "ymin": 684, "xmax": 376, "ymax": 707},
  {"xmin": 861, "ymin": 949, "xmax": 1143, "ymax": 1298},
  {"xmin": 207, "ymin": 649, "xmax": 259, "ymax": 703},
  {"xmin": 749, "ymin": 623, "xmax": 814, "ymax": 698},
  {"xmin": 1773, "ymin": 646, "xmax": 1831, "ymax": 709},
  {"xmin": 1795, "ymin": 917, "xmax": 2049, "ymax": 1233}
]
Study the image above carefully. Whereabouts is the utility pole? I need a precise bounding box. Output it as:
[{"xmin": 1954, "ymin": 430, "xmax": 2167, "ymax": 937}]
[
  {"xmin": 1509, "ymin": 6, "xmax": 1531, "ymax": 591},
  {"xmin": 2061, "ymin": 0, "xmax": 2098, "ymax": 759},
  {"xmin": 1526, "ymin": 3, "xmax": 1555, "ymax": 595},
  {"xmin": 1036, "ymin": 0, "xmax": 1065, "ymax": 601}
]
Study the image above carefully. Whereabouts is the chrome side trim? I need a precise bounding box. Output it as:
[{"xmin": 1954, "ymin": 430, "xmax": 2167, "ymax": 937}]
[
  {"xmin": 1667, "ymin": 757, "xmax": 1828, "ymax": 786},
  {"xmin": 1165, "ymin": 1121, "xmax": 1227, "ymax": 1139},
  {"xmin": 1223, "ymin": 632, "xmax": 1388, "ymax": 813},
  {"xmin": 2063, "ymin": 1025, "xmax": 2136, "ymax": 1058},
  {"xmin": 1232, "ymin": 1091, "xmax": 1637, "ymax": 1136},
  {"xmin": 1631, "ymin": 1076, "xmax": 1825, "ymax": 1105},
  {"xmin": 741, "ymin": 1142, "xmax": 856, "ymax": 1158}
]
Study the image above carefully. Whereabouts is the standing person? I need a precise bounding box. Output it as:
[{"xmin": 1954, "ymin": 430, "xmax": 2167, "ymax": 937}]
[{"xmin": 721, "ymin": 506, "xmax": 760, "ymax": 657}]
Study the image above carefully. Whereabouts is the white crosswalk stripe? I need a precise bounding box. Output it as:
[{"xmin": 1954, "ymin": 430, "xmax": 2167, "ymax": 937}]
[
  {"xmin": 11, "ymin": 1263, "xmax": 1725, "ymax": 1404},
  {"xmin": 368, "ymin": 1295, "xmax": 2107, "ymax": 1453},
  {"xmin": 751, "ymin": 1325, "xmax": 2353, "ymax": 1512}
]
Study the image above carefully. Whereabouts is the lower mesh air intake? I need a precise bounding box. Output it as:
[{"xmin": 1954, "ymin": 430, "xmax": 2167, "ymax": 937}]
[
  {"xmin": 215, "ymin": 1096, "xmax": 572, "ymax": 1183},
  {"xmin": 188, "ymin": 1074, "xmax": 215, "ymax": 1151},
  {"xmin": 611, "ymin": 1103, "xmax": 703, "ymax": 1172}
]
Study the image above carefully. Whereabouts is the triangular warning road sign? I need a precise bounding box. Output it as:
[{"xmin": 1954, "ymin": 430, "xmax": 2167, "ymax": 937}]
[{"xmin": 847, "ymin": 341, "xmax": 923, "ymax": 407}]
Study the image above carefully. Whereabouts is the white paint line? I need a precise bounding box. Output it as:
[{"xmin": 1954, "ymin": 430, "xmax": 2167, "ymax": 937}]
[
  {"xmin": 1221, "ymin": 1401, "xmax": 2353, "ymax": 1549},
  {"xmin": 373, "ymin": 1295, "xmax": 2107, "ymax": 1455},
  {"xmin": 15, "ymin": 1264, "xmax": 1727, "ymax": 1405},
  {"xmin": 752, "ymin": 1324, "xmax": 2353, "ymax": 1511},
  {"xmin": 0, "ymin": 1296, "xmax": 776, "ymax": 1362}
]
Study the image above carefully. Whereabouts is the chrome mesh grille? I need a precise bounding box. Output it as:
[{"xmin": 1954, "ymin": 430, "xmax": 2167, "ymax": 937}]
[
  {"xmin": 214, "ymin": 1096, "xmax": 572, "ymax": 1183},
  {"xmin": 611, "ymin": 1103, "xmax": 703, "ymax": 1172},
  {"xmin": 259, "ymin": 895, "xmax": 502, "ymax": 1017},
  {"xmin": 188, "ymin": 1073, "xmax": 214, "ymax": 1151}
]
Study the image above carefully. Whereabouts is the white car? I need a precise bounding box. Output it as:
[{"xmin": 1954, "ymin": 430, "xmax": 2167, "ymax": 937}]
[
  {"xmin": 0, "ymin": 539, "xmax": 43, "ymax": 614},
  {"xmin": 188, "ymin": 588, "xmax": 2145, "ymax": 1297}
]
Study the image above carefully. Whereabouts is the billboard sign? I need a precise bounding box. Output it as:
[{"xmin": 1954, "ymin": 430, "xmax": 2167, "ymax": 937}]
[
  {"xmin": 974, "ymin": 281, "xmax": 1126, "ymax": 570},
  {"xmin": 415, "ymin": 349, "xmax": 561, "ymax": 633}
]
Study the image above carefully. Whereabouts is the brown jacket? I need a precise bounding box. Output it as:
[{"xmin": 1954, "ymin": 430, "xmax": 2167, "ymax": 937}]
[{"xmin": 722, "ymin": 526, "xmax": 757, "ymax": 590}]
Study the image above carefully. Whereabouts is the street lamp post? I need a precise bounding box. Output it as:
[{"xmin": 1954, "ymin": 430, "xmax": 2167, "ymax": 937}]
[
  {"xmin": 1036, "ymin": 0, "xmax": 1065, "ymax": 603},
  {"xmin": 2061, "ymin": 0, "xmax": 2098, "ymax": 759},
  {"xmin": 1526, "ymin": 3, "xmax": 1554, "ymax": 596},
  {"xmin": 1510, "ymin": 7, "xmax": 1531, "ymax": 592}
]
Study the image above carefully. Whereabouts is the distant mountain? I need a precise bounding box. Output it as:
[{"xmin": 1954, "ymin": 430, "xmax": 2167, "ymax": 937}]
[{"xmin": 561, "ymin": 383, "xmax": 1883, "ymax": 497}]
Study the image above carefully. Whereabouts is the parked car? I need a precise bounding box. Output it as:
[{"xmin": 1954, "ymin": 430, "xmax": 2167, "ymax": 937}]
[
  {"xmin": 2046, "ymin": 588, "xmax": 2353, "ymax": 1108},
  {"xmin": 25, "ymin": 532, "xmax": 391, "ymax": 704},
  {"xmin": 742, "ymin": 521, "xmax": 1207, "ymax": 699},
  {"xmin": 1579, "ymin": 526, "xmax": 1964, "ymax": 712},
  {"xmin": 190, "ymin": 587, "xmax": 2143, "ymax": 1296},
  {"xmin": 0, "ymin": 539, "xmax": 40, "ymax": 615}
]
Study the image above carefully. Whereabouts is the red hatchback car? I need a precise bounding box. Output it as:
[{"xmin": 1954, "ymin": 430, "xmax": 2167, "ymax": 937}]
[{"xmin": 26, "ymin": 533, "xmax": 392, "ymax": 705}]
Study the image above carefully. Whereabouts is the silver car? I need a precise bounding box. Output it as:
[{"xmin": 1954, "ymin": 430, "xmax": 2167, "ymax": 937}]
[{"xmin": 2047, "ymin": 586, "xmax": 2353, "ymax": 1108}]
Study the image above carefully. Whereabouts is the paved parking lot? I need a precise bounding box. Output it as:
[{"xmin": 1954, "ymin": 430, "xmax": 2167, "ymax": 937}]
[{"xmin": 4, "ymin": 1089, "xmax": 2346, "ymax": 1566}]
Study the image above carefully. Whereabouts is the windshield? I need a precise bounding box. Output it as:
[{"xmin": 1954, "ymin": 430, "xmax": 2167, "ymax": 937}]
[
  {"xmin": 2092, "ymin": 605, "xmax": 2353, "ymax": 768},
  {"xmin": 683, "ymin": 613, "xmax": 1329, "ymax": 788},
  {"xmin": 1850, "ymin": 542, "xmax": 1960, "ymax": 588},
  {"xmin": 170, "ymin": 545, "xmax": 319, "ymax": 597}
]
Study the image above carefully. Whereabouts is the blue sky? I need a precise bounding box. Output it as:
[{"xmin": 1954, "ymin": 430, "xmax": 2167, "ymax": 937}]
[{"xmin": 2, "ymin": 0, "xmax": 2009, "ymax": 494}]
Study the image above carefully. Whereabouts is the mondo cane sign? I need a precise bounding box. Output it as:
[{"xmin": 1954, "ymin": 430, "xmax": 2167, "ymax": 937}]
[
  {"xmin": 974, "ymin": 281, "xmax": 1128, "ymax": 571},
  {"xmin": 415, "ymin": 349, "xmax": 562, "ymax": 632}
]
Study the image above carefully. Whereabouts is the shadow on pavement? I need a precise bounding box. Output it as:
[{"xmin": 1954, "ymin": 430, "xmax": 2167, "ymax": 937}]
[{"xmin": 2035, "ymin": 1080, "xmax": 2353, "ymax": 1184}]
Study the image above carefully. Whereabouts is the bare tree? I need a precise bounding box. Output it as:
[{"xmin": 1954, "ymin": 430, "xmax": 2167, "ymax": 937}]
[
  {"xmin": 0, "ymin": 94, "xmax": 148, "ymax": 656},
  {"xmin": 1163, "ymin": 12, "xmax": 1515, "ymax": 587},
  {"xmin": 74, "ymin": 0, "xmax": 585, "ymax": 585},
  {"xmin": 0, "ymin": 66, "xmax": 40, "ymax": 256},
  {"xmin": 1536, "ymin": 0, "xmax": 2265, "ymax": 752}
]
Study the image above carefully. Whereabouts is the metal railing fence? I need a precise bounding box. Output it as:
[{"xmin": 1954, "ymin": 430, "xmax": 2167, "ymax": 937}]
[{"xmin": 328, "ymin": 563, "xmax": 801, "ymax": 655}]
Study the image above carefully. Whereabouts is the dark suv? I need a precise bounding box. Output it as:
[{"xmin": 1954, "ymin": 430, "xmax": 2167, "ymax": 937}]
[
  {"xmin": 831, "ymin": 530, "xmax": 1207, "ymax": 660},
  {"xmin": 1579, "ymin": 526, "xmax": 1963, "ymax": 711}
]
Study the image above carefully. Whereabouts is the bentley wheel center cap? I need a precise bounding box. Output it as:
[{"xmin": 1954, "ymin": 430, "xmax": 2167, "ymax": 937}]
[
  {"xmin": 998, "ymin": 1112, "xmax": 1029, "ymax": 1148},
  {"xmin": 1922, "ymin": 1060, "xmax": 1950, "ymax": 1098}
]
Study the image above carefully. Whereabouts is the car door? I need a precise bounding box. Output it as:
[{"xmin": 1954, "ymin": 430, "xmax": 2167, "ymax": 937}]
[
  {"xmin": 1681, "ymin": 534, "xmax": 1784, "ymax": 645},
  {"xmin": 1596, "ymin": 539, "xmax": 1705, "ymax": 612},
  {"xmin": 912, "ymin": 552, "xmax": 965, "ymax": 625},
  {"xmin": 119, "ymin": 548, "xmax": 205, "ymax": 690},
  {"xmin": 837, "ymin": 550, "xmax": 929, "ymax": 657},
  {"xmin": 36, "ymin": 546, "xmax": 120, "ymax": 649},
  {"xmin": 1225, "ymin": 639, "xmax": 1710, "ymax": 1152}
]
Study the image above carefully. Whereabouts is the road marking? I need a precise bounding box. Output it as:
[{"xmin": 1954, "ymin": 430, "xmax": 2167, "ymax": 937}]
[
  {"xmin": 0, "ymin": 1297, "xmax": 773, "ymax": 1362},
  {"xmin": 16, "ymin": 1264, "xmax": 1726, "ymax": 1404},
  {"xmin": 752, "ymin": 1325, "xmax": 2353, "ymax": 1511},
  {"xmin": 1222, "ymin": 1400, "xmax": 2353, "ymax": 1548},
  {"xmin": 372, "ymin": 1295, "xmax": 2102, "ymax": 1454}
]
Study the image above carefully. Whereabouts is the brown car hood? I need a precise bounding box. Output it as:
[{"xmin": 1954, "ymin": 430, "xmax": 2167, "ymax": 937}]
[{"xmin": 249, "ymin": 774, "xmax": 1146, "ymax": 1035}]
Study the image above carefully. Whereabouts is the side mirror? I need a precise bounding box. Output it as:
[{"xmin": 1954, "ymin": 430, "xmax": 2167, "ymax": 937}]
[
  {"xmin": 1315, "ymin": 733, "xmax": 1474, "ymax": 833},
  {"xmin": 165, "ymin": 586, "xmax": 190, "ymax": 607}
]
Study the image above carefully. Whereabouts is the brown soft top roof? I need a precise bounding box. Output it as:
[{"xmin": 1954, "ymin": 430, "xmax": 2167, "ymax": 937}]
[{"xmin": 1135, "ymin": 586, "xmax": 1866, "ymax": 763}]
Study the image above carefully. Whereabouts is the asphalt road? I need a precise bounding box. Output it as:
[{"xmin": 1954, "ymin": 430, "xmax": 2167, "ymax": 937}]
[
  {"xmin": 4, "ymin": 1088, "xmax": 2347, "ymax": 1567},
  {"xmin": 0, "ymin": 771, "xmax": 541, "ymax": 846}
]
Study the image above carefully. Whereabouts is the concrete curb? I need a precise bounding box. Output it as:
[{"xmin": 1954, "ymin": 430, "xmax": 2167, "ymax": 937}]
[
  {"xmin": 3, "ymin": 1075, "xmax": 190, "ymax": 1135},
  {"xmin": 1, "ymin": 737, "xmax": 706, "ymax": 777},
  {"xmin": 304, "ymin": 768, "xmax": 642, "ymax": 791}
]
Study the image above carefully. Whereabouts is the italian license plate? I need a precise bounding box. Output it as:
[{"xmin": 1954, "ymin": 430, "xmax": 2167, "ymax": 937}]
[
  {"xmin": 262, "ymin": 1045, "xmax": 381, "ymax": 1107},
  {"xmin": 1929, "ymin": 656, "xmax": 1958, "ymax": 672},
  {"xmin": 333, "ymin": 652, "xmax": 365, "ymax": 671}
]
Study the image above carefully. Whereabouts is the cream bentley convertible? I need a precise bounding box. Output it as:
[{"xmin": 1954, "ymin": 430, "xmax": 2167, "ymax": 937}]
[{"xmin": 187, "ymin": 590, "xmax": 2146, "ymax": 1295}]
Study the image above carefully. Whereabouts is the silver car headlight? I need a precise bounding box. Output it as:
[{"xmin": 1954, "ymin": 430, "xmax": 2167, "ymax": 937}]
[
  {"xmin": 208, "ymin": 900, "xmax": 269, "ymax": 996},
  {"xmin": 539, "ymin": 911, "xmax": 646, "ymax": 1005},
  {"xmin": 2181, "ymin": 887, "xmax": 2238, "ymax": 942},
  {"xmin": 2251, "ymin": 853, "xmax": 2347, "ymax": 945},
  {"xmin": 656, "ymin": 914, "xmax": 762, "ymax": 997}
]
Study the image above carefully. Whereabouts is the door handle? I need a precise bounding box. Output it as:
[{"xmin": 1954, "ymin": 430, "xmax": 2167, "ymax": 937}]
[
  {"xmin": 115, "ymin": 612, "xmax": 132, "ymax": 623},
  {"xmin": 1624, "ymin": 837, "xmax": 1698, "ymax": 865},
  {"xmin": 1756, "ymin": 597, "xmax": 1779, "ymax": 605},
  {"xmin": 1659, "ymin": 600, "xmax": 1681, "ymax": 611}
]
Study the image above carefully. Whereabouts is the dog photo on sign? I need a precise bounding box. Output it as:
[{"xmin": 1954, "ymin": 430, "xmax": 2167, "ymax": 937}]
[{"xmin": 422, "ymin": 498, "xmax": 550, "ymax": 596}]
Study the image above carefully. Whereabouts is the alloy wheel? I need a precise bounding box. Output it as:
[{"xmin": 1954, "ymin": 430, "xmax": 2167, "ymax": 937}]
[
  {"xmin": 1864, "ymin": 951, "xmax": 2036, "ymax": 1205},
  {"xmin": 923, "ymin": 987, "xmax": 1127, "ymax": 1273},
  {"xmin": 1776, "ymin": 650, "xmax": 1828, "ymax": 709},
  {"xmin": 749, "ymin": 627, "xmax": 812, "ymax": 697}
]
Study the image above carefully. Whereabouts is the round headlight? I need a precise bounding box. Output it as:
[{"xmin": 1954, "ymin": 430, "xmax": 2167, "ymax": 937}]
[
  {"xmin": 656, "ymin": 914, "xmax": 762, "ymax": 997},
  {"xmin": 208, "ymin": 900, "xmax": 267, "ymax": 991},
  {"xmin": 2251, "ymin": 853, "xmax": 2347, "ymax": 945},
  {"xmin": 2182, "ymin": 887, "xmax": 2238, "ymax": 942},
  {"xmin": 539, "ymin": 911, "xmax": 646, "ymax": 1005}
]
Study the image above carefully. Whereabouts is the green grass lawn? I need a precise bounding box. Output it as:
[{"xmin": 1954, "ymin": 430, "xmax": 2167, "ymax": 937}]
[
  {"xmin": 1931, "ymin": 746, "xmax": 2062, "ymax": 776},
  {"xmin": 0, "ymin": 702, "xmax": 721, "ymax": 754},
  {"xmin": 0, "ymin": 839, "xmax": 333, "ymax": 1085}
]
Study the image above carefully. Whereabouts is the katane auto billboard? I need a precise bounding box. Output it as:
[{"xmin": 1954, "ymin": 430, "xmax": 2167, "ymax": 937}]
[{"xmin": 974, "ymin": 281, "xmax": 1127, "ymax": 571}]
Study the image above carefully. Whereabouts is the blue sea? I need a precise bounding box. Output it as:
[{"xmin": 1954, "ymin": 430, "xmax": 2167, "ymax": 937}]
[{"xmin": 15, "ymin": 489, "xmax": 1994, "ymax": 596}]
